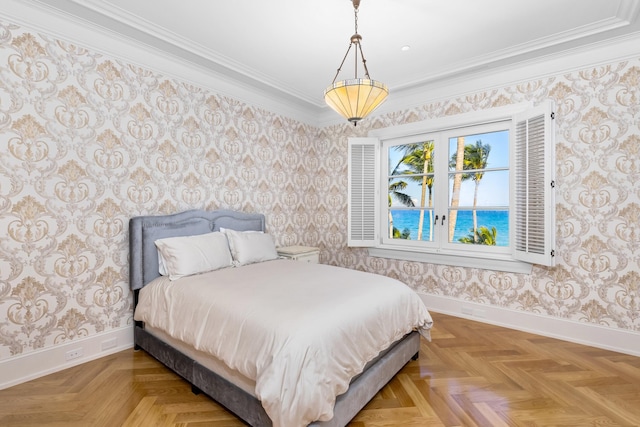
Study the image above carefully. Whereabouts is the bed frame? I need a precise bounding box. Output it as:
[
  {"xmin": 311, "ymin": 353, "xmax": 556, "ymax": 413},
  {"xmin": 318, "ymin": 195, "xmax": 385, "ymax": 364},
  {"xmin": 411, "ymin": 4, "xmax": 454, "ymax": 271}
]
[{"xmin": 129, "ymin": 209, "xmax": 420, "ymax": 427}]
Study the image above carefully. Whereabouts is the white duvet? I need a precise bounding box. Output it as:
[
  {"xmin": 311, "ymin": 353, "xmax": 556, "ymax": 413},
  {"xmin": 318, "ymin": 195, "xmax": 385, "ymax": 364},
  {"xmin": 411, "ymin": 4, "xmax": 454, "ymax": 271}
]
[{"xmin": 134, "ymin": 259, "xmax": 433, "ymax": 427}]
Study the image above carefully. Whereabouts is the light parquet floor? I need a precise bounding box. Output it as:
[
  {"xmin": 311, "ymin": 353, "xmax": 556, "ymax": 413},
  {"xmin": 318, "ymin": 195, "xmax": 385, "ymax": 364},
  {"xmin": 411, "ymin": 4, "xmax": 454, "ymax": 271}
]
[{"xmin": 1, "ymin": 312, "xmax": 639, "ymax": 427}]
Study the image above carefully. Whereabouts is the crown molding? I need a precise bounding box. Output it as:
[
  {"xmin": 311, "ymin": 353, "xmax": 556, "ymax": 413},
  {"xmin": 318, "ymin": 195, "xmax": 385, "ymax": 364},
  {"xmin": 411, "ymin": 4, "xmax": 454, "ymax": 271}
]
[
  {"xmin": 4, "ymin": 0, "xmax": 640, "ymax": 129},
  {"xmin": 2, "ymin": 0, "xmax": 323, "ymax": 126},
  {"xmin": 75, "ymin": 0, "xmax": 316, "ymax": 106},
  {"xmin": 328, "ymin": 30, "xmax": 640, "ymax": 129}
]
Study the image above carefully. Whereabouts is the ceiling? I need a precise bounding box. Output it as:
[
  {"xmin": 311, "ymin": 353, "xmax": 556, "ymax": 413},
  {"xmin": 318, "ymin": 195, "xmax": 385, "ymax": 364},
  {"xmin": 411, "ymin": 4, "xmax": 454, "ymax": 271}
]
[{"xmin": 7, "ymin": 0, "xmax": 640, "ymax": 123}]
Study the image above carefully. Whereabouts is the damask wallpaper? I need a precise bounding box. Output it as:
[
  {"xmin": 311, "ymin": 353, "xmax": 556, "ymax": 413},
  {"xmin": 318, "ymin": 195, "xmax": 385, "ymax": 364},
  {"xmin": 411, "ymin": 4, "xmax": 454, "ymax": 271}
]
[
  {"xmin": 0, "ymin": 21, "xmax": 317, "ymax": 361},
  {"xmin": 323, "ymin": 65, "xmax": 640, "ymax": 333},
  {"xmin": 328, "ymin": 65, "xmax": 640, "ymax": 332},
  {"xmin": 0, "ymin": 16, "xmax": 638, "ymax": 366}
]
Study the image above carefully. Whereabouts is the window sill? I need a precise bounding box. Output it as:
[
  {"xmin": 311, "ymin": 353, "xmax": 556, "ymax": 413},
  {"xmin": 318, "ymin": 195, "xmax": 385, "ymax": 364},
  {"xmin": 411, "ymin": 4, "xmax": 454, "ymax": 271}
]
[{"xmin": 368, "ymin": 246, "xmax": 533, "ymax": 274}]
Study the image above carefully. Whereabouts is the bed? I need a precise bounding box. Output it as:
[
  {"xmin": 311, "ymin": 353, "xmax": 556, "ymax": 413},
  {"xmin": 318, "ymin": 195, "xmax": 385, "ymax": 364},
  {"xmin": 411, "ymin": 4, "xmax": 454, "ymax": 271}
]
[{"xmin": 130, "ymin": 209, "xmax": 433, "ymax": 427}]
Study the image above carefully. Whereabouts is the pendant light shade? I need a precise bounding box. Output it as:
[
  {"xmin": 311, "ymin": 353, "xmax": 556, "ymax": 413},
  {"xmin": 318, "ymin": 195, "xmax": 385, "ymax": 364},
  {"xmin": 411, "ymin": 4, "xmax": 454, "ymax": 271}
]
[
  {"xmin": 324, "ymin": 78, "xmax": 388, "ymax": 125},
  {"xmin": 324, "ymin": 0, "xmax": 388, "ymax": 125}
]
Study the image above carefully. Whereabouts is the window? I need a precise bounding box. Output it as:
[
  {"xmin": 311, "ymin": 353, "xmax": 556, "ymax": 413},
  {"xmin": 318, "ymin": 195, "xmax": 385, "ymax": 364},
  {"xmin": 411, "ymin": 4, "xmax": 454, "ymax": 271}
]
[{"xmin": 348, "ymin": 103, "xmax": 556, "ymax": 273}]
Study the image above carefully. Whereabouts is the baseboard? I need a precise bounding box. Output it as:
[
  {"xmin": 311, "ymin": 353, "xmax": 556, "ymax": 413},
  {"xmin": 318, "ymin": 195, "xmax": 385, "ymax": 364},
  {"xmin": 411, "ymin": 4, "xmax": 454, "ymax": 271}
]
[
  {"xmin": 0, "ymin": 326, "xmax": 134, "ymax": 390},
  {"xmin": 420, "ymin": 293, "xmax": 640, "ymax": 357}
]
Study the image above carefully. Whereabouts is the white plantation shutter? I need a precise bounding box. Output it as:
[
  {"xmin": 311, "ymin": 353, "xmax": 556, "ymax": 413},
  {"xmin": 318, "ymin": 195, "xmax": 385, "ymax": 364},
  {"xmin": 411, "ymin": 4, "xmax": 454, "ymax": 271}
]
[
  {"xmin": 348, "ymin": 138, "xmax": 379, "ymax": 246},
  {"xmin": 512, "ymin": 102, "xmax": 556, "ymax": 266}
]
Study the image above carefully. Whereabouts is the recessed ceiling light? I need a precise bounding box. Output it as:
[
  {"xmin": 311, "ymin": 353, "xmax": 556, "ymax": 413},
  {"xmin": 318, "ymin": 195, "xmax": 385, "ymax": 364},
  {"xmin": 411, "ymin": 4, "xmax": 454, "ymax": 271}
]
[{"xmin": 401, "ymin": 45, "xmax": 411, "ymax": 52}]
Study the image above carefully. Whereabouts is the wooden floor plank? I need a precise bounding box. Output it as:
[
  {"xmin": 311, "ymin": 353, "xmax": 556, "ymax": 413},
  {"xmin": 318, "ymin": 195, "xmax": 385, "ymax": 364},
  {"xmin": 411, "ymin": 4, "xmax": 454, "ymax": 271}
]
[{"xmin": 1, "ymin": 312, "xmax": 639, "ymax": 426}]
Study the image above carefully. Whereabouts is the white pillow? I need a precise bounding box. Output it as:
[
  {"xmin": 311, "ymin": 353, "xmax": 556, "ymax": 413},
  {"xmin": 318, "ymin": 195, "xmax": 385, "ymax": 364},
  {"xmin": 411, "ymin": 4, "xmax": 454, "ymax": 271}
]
[
  {"xmin": 154, "ymin": 231, "xmax": 233, "ymax": 280},
  {"xmin": 219, "ymin": 227, "xmax": 262, "ymax": 234},
  {"xmin": 223, "ymin": 229, "xmax": 278, "ymax": 266},
  {"xmin": 158, "ymin": 251, "xmax": 169, "ymax": 276},
  {"xmin": 219, "ymin": 228, "xmax": 261, "ymax": 259}
]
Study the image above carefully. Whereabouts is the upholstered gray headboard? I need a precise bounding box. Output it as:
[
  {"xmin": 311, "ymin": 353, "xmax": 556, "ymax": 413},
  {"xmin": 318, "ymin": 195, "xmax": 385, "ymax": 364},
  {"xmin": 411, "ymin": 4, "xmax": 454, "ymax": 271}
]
[{"xmin": 129, "ymin": 209, "xmax": 266, "ymax": 291}]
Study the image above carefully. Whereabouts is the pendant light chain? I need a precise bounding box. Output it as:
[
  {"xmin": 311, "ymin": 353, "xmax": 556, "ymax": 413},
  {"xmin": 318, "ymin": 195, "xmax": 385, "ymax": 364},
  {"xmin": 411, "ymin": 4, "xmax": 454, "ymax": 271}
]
[
  {"xmin": 353, "ymin": 5, "xmax": 359, "ymax": 79},
  {"xmin": 323, "ymin": 0, "xmax": 389, "ymax": 125},
  {"xmin": 353, "ymin": 4, "xmax": 372, "ymax": 80},
  {"xmin": 354, "ymin": 3, "xmax": 358, "ymax": 34}
]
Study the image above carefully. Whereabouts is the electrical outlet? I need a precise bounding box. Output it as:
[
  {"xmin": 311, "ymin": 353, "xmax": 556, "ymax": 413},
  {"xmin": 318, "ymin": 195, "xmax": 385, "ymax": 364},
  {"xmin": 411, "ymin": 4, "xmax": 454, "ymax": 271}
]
[
  {"xmin": 473, "ymin": 309, "xmax": 486, "ymax": 318},
  {"xmin": 101, "ymin": 338, "xmax": 117, "ymax": 351},
  {"xmin": 65, "ymin": 348, "xmax": 83, "ymax": 361}
]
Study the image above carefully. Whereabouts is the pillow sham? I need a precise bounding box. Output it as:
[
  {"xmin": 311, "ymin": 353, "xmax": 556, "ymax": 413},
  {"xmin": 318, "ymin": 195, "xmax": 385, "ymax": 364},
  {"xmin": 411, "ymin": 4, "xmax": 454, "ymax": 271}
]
[
  {"xmin": 218, "ymin": 227, "xmax": 262, "ymax": 234},
  {"xmin": 223, "ymin": 229, "xmax": 278, "ymax": 266},
  {"xmin": 155, "ymin": 231, "xmax": 233, "ymax": 280}
]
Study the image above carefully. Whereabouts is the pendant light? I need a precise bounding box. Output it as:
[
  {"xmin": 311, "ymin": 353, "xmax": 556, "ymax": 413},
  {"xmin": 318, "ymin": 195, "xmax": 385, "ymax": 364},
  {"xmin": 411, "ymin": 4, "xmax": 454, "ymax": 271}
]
[{"xmin": 323, "ymin": 0, "xmax": 388, "ymax": 125}]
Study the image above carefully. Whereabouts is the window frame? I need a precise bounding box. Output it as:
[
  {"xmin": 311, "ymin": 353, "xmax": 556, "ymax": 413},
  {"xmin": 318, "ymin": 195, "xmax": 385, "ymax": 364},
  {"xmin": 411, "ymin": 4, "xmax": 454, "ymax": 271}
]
[
  {"xmin": 348, "ymin": 102, "xmax": 556, "ymax": 274},
  {"xmin": 382, "ymin": 131, "xmax": 439, "ymax": 250}
]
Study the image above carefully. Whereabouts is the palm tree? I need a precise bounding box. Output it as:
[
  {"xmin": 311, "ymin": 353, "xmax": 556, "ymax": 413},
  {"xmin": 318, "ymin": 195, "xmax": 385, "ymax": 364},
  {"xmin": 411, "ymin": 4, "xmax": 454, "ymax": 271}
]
[
  {"xmin": 460, "ymin": 140, "xmax": 491, "ymax": 242},
  {"xmin": 449, "ymin": 137, "xmax": 465, "ymax": 242},
  {"xmin": 394, "ymin": 142, "xmax": 435, "ymax": 241},
  {"xmin": 388, "ymin": 179, "xmax": 414, "ymax": 239},
  {"xmin": 393, "ymin": 226, "xmax": 412, "ymax": 239},
  {"xmin": 458, "ymin": 225, "xmax": 497, "ymax": 245}
]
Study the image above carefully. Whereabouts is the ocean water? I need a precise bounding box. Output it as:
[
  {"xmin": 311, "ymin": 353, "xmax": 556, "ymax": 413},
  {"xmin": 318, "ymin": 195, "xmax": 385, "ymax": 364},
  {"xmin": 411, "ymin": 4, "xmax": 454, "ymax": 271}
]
[{"xmin": 390, "ymin": 209, "xmax": 509, "ymax": 246}]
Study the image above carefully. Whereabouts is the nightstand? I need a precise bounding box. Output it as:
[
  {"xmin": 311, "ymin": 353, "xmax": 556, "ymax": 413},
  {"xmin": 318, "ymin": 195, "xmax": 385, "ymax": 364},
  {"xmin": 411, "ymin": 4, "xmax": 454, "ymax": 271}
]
[{"xmin": 277, "ymin": 245, "xmax": 320, "ymax": 263}]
